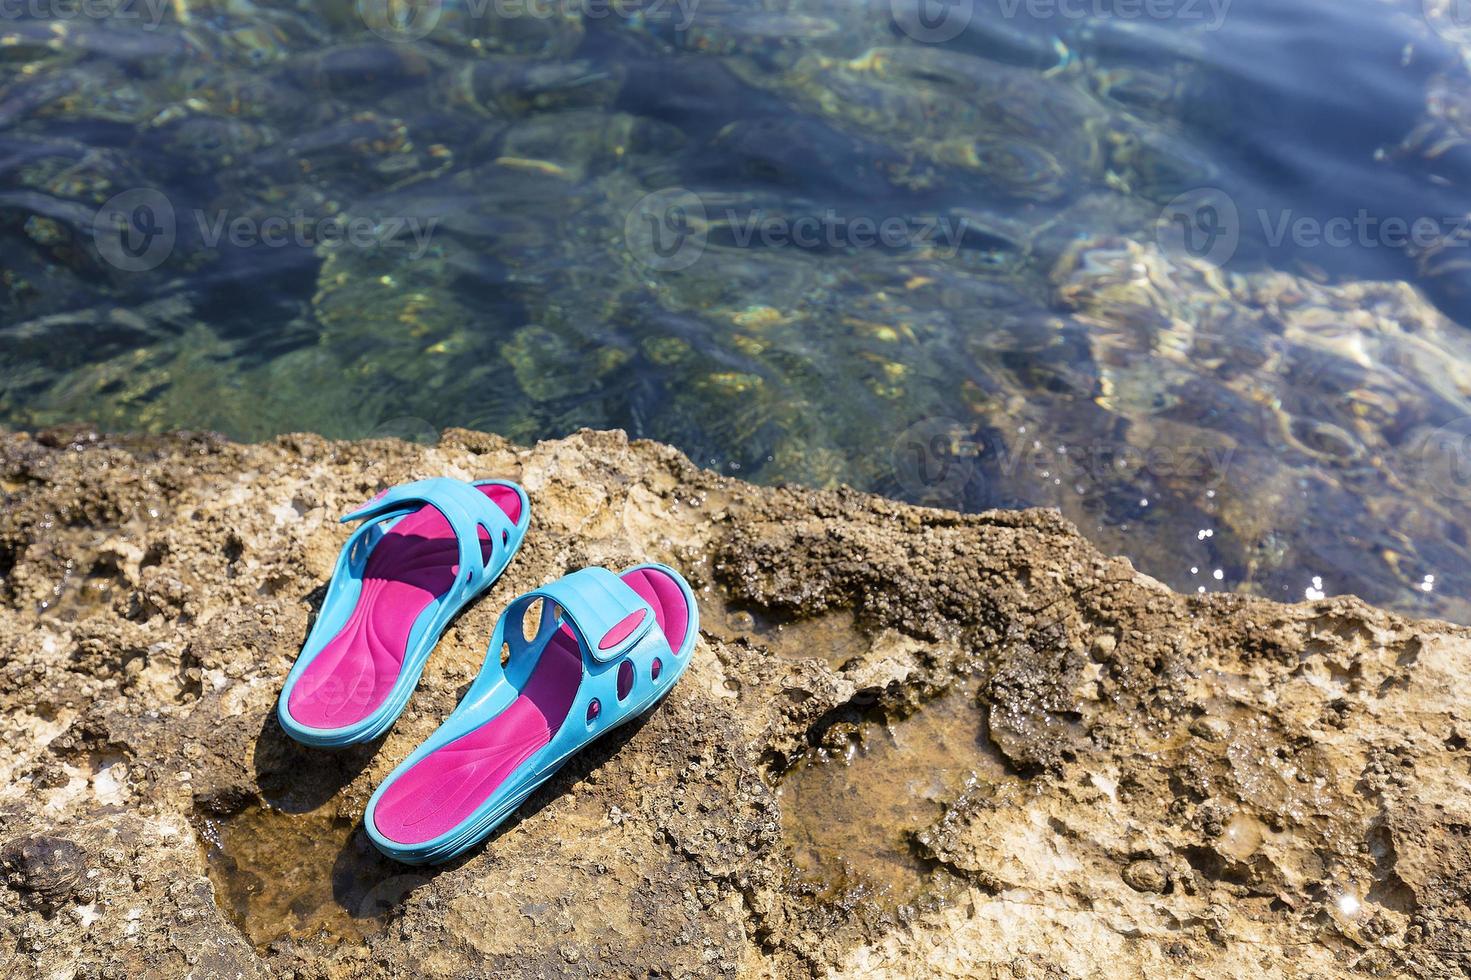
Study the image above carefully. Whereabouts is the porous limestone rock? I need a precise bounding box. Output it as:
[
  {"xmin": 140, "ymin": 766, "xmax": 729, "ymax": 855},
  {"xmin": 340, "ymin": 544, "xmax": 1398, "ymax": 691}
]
[{"xmin": 0, "ymin": 426, "xmax": 1466, "ymax": 979}]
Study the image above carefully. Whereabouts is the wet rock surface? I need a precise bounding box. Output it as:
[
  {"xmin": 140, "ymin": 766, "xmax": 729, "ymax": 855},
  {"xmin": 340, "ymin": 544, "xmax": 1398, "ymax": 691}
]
[{"xmin": 0, "ymin": 425, "xmax": 1468, "ymax": 978}]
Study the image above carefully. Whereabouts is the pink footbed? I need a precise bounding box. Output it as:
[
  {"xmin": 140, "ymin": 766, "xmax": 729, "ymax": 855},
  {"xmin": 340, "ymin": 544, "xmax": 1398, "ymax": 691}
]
[
  {"xmin": 373, "ymin": 568, "xmax": 690, "ymax": 845},
  {"xmin": 286, "ymin": 484, "xmax": 521, "ymax": 730}
]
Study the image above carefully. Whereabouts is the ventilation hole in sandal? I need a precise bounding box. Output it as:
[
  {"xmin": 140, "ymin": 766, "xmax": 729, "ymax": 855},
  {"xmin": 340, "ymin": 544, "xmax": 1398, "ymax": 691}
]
[
  {"xmin": 499, "ymin": 642, "xmax": 511, "ymax": 668},
  {"xmin": 521, "ymin": 598, "xmax": 544, "ymax": 642},
  {"xmin": 617, "ymin": 660, "xmax": 634, "ymax": 701},
  {"xmin": 586, "ymin": 699, "xmax": 601, "ymax": 724},
  {"xmin": 651, "ymin": 657, "xmax": 663, "ymax": 681}
]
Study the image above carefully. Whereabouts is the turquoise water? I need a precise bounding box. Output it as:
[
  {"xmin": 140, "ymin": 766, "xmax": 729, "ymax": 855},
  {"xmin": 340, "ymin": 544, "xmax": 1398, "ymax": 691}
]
[{"xmin": 3, "ymin": 0, "xmax": 1471, "ymax": 620}]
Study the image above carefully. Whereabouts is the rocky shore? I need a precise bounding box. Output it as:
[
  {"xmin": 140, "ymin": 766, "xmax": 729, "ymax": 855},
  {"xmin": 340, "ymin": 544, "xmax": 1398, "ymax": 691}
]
[{"xmin": 1, "ymin": 426, "xmax": 1467, "ymax": 978}]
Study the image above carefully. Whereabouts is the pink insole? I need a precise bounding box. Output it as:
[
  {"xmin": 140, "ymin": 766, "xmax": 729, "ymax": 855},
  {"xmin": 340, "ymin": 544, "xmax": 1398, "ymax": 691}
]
[
  {"xmin": 287, "ymin": 484, "xmax": 523, "ymax": 730},
  {"xmin": 373, "ymin": 568, "xmax": 690, "ymax": 845}
]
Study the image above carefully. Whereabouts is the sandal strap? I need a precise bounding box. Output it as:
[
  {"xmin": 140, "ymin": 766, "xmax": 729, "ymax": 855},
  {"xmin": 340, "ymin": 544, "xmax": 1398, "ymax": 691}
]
[
  {"xmin": 336, "ymin": 478, "xmax": 516, "ymax": 598},
  {"xmin": 512, "ymin": 567, "xmax": 657, "ymax": 665}
]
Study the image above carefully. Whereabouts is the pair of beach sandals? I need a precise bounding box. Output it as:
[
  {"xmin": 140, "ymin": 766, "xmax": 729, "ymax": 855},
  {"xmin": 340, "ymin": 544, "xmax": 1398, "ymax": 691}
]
[{"xmin": 273, "ymin": 477, "xmax": 698, "ymax": 865}]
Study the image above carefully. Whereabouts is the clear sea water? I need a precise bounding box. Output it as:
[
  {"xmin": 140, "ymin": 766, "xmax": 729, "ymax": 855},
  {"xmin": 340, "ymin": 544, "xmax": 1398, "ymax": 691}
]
[{"xmin": 4, "ymin": 0, "xmax": 1471, "ymax": 620}]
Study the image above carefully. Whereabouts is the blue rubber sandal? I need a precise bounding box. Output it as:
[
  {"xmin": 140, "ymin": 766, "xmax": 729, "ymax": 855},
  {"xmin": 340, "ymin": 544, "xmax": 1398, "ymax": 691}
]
[
  {"xmin": 277, "ymin": 477, "xmax": 531, "ymax": 748},
  {"xmin": 364, "ymin": 564, "xmax": 698, "ymax": 864}
]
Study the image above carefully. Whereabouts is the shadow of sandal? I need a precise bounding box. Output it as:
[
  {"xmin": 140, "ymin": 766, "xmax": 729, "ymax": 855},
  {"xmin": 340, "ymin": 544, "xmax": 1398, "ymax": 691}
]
[{"xmin": 251, "ymin": 710, "xmax": 382, "ymax": 814}]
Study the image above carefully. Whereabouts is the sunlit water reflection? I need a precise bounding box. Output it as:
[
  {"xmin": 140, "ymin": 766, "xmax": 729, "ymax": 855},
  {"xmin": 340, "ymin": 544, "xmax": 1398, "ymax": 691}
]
[{"xmin": 3, "ymin": 0, "xmax": 1471, "ymax": 619}]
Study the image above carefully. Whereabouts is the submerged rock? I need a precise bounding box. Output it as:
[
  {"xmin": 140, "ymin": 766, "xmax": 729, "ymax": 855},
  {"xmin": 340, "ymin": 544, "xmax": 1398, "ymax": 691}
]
[{"xmin": 0, "ymin": 426, "xmax": 1467, "ymax": 978}]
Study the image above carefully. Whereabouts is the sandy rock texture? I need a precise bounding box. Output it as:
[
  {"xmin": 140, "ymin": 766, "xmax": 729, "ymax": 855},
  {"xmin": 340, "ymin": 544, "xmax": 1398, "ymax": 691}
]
[{"xmin": 0, "ymin": 425, "xmax": 1467, "ymax": 979}]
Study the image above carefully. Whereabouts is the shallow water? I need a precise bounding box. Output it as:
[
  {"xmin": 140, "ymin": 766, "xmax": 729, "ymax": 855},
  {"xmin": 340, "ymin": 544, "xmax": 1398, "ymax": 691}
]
[
  {"xmin": 200, "ymin": 803, "xmax": 418, "ymax": 948},
  {"xmin": 3, "ymin": 0, "xmax": 1471, "ymax": 619},
  {"xmin": 778, "ymin": 681, "xmax": 1006, "ymax": 906},
  {"xmin": 702, "ymin": 601, "xmax": 873, "ymax": 669}
]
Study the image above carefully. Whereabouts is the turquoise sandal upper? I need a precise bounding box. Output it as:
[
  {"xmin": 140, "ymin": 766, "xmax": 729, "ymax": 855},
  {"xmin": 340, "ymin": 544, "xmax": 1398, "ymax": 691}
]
[
  {"xmin": 277, "ymin": 477, "xmax": 530, "ymax": 748},
  {"xmin": 365, "ymin": 563, "xmax": 697, "ymax": 864}
]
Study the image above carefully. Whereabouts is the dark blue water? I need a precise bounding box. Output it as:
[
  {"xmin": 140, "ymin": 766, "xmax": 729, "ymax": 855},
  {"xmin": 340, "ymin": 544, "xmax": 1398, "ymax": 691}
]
[{"xmin": 3, "ymin": 0, "xmax": 1471, "ymax": 620}]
